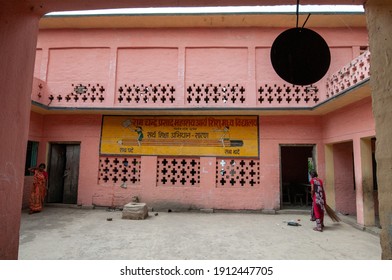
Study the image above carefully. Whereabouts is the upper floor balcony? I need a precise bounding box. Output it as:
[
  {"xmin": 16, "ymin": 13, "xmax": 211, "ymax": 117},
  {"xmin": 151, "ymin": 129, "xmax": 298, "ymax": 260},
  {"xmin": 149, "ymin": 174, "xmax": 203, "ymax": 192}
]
[
  {"xmin": 31, "ymin": 50, "xmax": 370, "ymax": 114},
  {"xmin": 31, "ymin": 14, "xmax": 370, "ymax": 115}
]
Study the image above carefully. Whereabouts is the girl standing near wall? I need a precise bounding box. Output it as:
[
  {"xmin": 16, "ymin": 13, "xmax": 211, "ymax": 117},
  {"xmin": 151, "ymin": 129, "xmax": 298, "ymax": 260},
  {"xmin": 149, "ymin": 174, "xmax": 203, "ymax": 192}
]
[
  {"xmin": 28, "ymin": 163, "xmax": 48, "ymax": 214},
  {"xmin": 310, "ymin": 170, "xmax": 326, "ymax": 232}
]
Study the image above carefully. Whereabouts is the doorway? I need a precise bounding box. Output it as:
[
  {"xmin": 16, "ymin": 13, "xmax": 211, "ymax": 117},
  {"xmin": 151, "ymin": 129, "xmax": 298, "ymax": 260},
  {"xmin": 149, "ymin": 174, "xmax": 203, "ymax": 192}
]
[
  {"xmin": 47, "ymin": 143, "xmax": 80, "ymax": 204},
  {"xmin": 371, "ymin": 137, "xmax": 380, "ymax": 227},
  {"xmin": 280, "ymin": 145, "xmax": 315, "ymax": 208}
]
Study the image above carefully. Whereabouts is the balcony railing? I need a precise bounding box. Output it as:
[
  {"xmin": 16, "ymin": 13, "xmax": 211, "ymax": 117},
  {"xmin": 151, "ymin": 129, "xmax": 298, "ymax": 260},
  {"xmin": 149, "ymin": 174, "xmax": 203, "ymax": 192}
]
[
  {"xmin": 31, "ymin": 51, "xmax": 371, "ymax": 111},
  {"xmin": 326, "ymin": 50, "xmax": 370, "ymax": 98}
]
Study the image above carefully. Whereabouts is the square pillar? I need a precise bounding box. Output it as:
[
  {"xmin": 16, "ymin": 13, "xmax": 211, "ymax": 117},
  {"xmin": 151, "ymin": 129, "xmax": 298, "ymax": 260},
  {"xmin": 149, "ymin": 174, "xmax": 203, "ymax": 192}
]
[
  {"xmin": 366, "ymin": 0, "xmax": 392, "ymax": 260},
  {"xmin": 0, "ymin": 7, "xmax": 40, "ymax": 259},
  {"xmin": 140, "ymin": 156, "xmax": 158, "ymax": 202},
  {"xmin": 199, "ymin": 157, "xmax": 217, "ymax": 208},
  {"xmin": 324, "ymin": 144, "xmax": 336, "ymax": 209},
  {"xmin": 353, "ymin": 137, "xmax": 375, "ymax": 226}
]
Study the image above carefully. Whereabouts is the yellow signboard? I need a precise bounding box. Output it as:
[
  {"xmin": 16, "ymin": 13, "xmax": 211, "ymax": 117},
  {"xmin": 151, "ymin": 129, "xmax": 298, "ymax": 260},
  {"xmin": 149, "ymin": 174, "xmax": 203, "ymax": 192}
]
[{"xmin": 100, "ymin": 116, "xmax": 259, "ymax": 157}]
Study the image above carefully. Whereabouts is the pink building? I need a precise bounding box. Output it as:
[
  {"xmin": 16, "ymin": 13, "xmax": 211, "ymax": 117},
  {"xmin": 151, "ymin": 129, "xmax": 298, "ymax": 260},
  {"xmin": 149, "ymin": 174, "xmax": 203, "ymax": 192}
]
[
  {"xmin": 2, "ymin": 0, "xmax": 392, "ymax": 261},
  {"xmin": 23, "ymin": 10, "xmax": 378, "ymax": 228}
]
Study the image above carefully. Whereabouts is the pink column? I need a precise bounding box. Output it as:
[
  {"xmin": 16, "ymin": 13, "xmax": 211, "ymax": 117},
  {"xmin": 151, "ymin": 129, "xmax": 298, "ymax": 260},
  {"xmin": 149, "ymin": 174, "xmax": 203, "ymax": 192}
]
[
  {"xmin": 353, "ymin": 138, "xmax": 365, "ymax": 225},
  {"xmin": 140, "ymin": 156, "xmax": 158, "ymax": 203},
  {"xmin": 0, "ymin": 5, "xmax": 40, "ymax": 259},
  {"xmin": 353, "ymin": 137, "xmax": 375, "ymax": 226},
  {"xmin": 199, "ymin": 157, "xmax": 217, "ymax": 208}
]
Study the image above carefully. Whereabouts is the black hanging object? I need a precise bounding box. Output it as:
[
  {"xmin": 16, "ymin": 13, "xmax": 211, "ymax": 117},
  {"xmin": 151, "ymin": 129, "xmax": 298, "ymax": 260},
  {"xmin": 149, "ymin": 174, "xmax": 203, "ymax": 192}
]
[{"xmin": 270, "ymin": 27, "xmax": 331, "ymax": 86}]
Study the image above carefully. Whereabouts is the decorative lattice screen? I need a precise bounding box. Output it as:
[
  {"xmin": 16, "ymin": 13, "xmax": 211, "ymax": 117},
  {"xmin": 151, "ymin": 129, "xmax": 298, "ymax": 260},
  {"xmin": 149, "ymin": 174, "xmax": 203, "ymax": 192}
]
[
  {"xmin": 157, "ymin": 157, "xmax": 200, "ymax": 187},
  {"xmin": 47, "ymin": 83, "xmax": 106, "ymax": 104},
  {"xmin": 117, "ymin": 83, "xmax": 176, "ymax": 104},
  {"xmin": 216, "ymin": 158, "xmax": 260, "ymax": 187},
  {"xmin": 257, "ymin": 84, "xmax": 319, "ymax": 105},
  {"xmin": 98, "ymin": 156, "xmax": 141, "ymax": 185},
  {"xmin": 186, "ymin": 83, "xmax": 246, "ymax": 105}
]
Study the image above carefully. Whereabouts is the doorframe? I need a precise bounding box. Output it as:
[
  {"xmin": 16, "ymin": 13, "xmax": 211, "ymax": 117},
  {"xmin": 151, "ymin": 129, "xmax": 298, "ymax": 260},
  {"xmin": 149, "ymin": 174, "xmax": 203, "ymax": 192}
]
[{"xmin": 279, "ymin": 144, "xmax": 317, "ymax": 209}]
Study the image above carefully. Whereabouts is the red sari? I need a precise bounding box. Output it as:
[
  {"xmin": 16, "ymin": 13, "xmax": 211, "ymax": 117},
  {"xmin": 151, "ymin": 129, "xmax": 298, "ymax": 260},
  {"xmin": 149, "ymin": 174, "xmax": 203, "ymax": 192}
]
[
  {"xmin": 29, "ymin": 170, "xmax": 48, "ymax": 213},
  {"xmin": 310, "ymin": 177, "xmax": 326, "ymax": 231}
]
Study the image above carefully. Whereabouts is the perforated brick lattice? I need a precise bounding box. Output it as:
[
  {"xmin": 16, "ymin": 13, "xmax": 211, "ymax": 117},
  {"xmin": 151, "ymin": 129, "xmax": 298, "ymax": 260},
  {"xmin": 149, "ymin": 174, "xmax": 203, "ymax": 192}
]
[
  {"xmin": 157, "ymin": 157, "xmax": 200, "ymax": 187},
  {"xmin": 326, "ymin": 50, "xmax": 370, "ymax": 98},
  {"xmin": 117, "ymin": 83, "xmax": 176, "ymax": 104},
  {"xmin": 37, "ymin": 83, "xmax": 44, "ymax": 99},
  {"xmin": 186, "ymin": 83, "xmax": 246, "ymax": 105},
  {"xmin": 257, "ymin": 84, "xmax": 319, "ymax": 105},
  {"xmin": 48, "ymin": 83, "xmax": 106, "ymax": 104},
  {"xmin": 216, "ymin": 159, "xmax": 260, "ymax": 187},
  {"xmin": 98, "ymin": 156, "xmax": 141, "ymax": 185}
]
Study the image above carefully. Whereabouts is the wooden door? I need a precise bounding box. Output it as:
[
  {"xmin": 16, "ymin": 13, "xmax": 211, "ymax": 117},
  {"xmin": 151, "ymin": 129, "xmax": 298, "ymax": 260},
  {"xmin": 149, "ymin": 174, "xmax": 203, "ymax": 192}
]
[
  {"xmin": 47, "ymin": 143, "xmax": 80, "ymax": 204},
  {"xmin": 63, "ymin": 145, "xmax": 80, "ymax": 204},
  {"xmin": 47, "ymin": 144, "xmax": 66, "ymax": 203}
]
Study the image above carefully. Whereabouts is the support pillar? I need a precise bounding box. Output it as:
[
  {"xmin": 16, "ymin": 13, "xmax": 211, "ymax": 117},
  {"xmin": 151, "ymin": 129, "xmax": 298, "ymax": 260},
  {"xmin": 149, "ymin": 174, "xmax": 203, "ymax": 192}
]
[
  {"xmin": 360, "ymin": 138, "xmax": 376, "ymax": 226},
  {"xmin": 365, "ymin": 0, "xmax": 392, "ymax": 260},
  {"xmin": 0, "ymin": 3, "xmax": 40, "ymax": 259},
  {"xmin": 199, "ymin": 157, "xmax": 217, "ymax": 209},
  {"xmin": 324, "ymin": 144, "xmax": 336, "ymax": 209},
  {"xmin": 353, "ymin": 138, "xmax": 375, "ymax": 226}
]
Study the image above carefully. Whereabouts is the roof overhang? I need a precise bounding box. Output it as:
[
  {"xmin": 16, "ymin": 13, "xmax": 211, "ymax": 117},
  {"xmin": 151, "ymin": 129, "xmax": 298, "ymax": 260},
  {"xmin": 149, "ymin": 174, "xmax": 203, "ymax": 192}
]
[{"xmin": 40, "ymin": 12, "xmax": 366, "ymax": 29}]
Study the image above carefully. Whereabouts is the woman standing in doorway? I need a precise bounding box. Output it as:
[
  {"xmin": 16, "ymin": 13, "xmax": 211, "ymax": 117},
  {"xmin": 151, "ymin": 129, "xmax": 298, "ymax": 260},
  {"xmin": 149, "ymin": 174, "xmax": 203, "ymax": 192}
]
[
  {"xmin": 309, "ymin": 170, "xmax": 326, "ymax": 232},
  {"xmin": 28, "ymin": 163, "xmax": 48, "ymax": 214}
]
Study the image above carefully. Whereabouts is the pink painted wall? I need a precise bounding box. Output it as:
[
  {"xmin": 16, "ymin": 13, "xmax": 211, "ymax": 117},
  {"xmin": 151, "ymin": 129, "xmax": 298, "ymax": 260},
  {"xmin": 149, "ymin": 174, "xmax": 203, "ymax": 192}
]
[
  {"xmin": 186, "ymin": 47, "xmax": 248, "ymax": 81},
  {"xmin": 26, "ymin": 114, "xmax": 326, "ymax": 211},
  {"xmin": 25, "ymin": 25, "xmax": 371, "ymax": 213},
  {"xmin": 0, "ymin": 0, "xmax": 371, "ymax": 261},
  {"xmin": 47, "ymin": 48, "xmax": 111, "ymax": 83},
  {"xmin": 117, "ymin": 48, "xmax": 178, "ymax": 82},
  {"xmin": 333, "ymin": 141, "xmax": 356, "ymax": 215},
  {"xmin": 32, "ymin": 27, "xmax": 368, "ymax": 109},
  {"xmin": 28, "ymin": 111, "xmax": 45, "ymax": 141},
  {"xmin": 322, "ymin": 97, "xmax": 375, "ymax": 143},
  {"xmin": 322, "ymin": 97, "xmax": 376, "ymax": 216}
]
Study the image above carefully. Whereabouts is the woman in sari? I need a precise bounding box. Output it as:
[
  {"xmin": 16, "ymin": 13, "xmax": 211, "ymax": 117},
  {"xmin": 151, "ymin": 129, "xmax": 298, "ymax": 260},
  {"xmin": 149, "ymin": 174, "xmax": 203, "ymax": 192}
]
[
  {"xmin": 309, "ymin": 170, "xmax": 326, "ymax": 232},
  {"xmin": 28, "ymin": 163, "xmax": 48, "ymax": 214}
]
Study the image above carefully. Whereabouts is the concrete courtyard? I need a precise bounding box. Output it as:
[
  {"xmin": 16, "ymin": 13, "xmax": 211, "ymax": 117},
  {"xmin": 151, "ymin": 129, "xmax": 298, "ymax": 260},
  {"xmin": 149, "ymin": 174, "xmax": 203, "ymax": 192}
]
[{"xmin": 18, "ymin": 206, "xmax": 381, "ymax": 260}]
